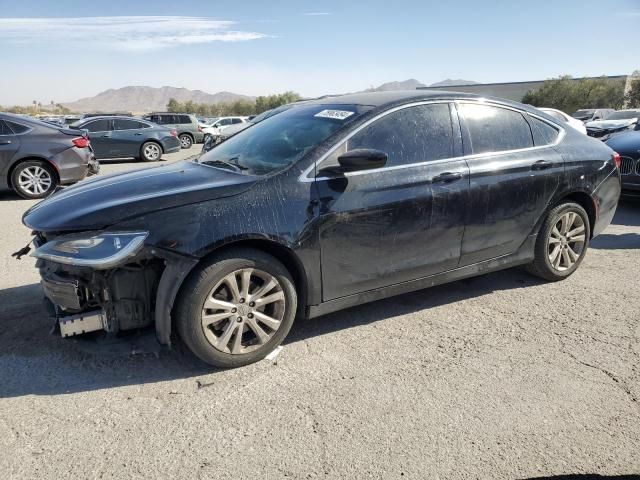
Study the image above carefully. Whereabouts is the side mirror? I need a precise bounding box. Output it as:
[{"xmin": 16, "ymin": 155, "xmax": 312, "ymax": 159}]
[
  {"xmin": 202, "ymin": 135, "xmax": 214, "ymax": 153},
  {"xmin": 336, "ymin": 148, "xmax": 387, "ymax": 172}
]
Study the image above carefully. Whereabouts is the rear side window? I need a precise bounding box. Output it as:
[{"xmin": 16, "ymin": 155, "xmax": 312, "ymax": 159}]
[
  {"xmin": 159, "ymin": 115, "xmax": 175, "ymax": 124},
  {"xmin": 5, "ymin": 121, "xmax": 30, "ymax": 134},
  {"xmin": 232, "ymin": 118, "xmax": 243, "ymax": 124},
  {"xmin": 347, "ymin": 103, "xmax": 454, "ymax": 167},
  {"xmin": 178, "ymin": 115, "xmax": 192, "ymax": 124},
  {"xmin": 114, "ymin": 119, "xmax": 143, "ymax": 130},
  {"xmin": 84, "ymin": 119, "xmax": 111, "ymax": 132},
  {"xmin": 459, "ymin": 103, "xmax": 533, "ymax": 154},
  {"xmin": 0, "ymin": 120, "xmax": 13, "ymax": 135},
  {"xmin": 527, "ymin": 115, "xmax": 560, "ymax": 146}
]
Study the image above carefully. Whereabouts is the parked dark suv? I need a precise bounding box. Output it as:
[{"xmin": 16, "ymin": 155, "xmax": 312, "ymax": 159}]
[
  {"xmin": 1, "ymin": 113, "xmax": 99, "ymax": 199},
  {"xmin": 143, "ymin": 113, "xmax": 203, "ymax": 148},
  {"xmin": 22, "ymin": 91, "xmax": 621, "ymax": 367},
  {"xmin": 72, "ymin": 116, "xmax": 181, "ymax": 162}
]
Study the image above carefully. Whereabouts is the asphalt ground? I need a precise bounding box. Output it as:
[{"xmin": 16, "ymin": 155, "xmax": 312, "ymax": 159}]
[{"xmin": 0, "ymin": 146, "xmax": 639, "ymax": 479}]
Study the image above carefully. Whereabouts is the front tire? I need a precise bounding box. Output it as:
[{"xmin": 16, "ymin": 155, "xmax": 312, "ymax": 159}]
[
  {"xmin": 11, "ymin": 160, "xmax": 58, "ymax": 199},
  {"xmin": 140, "ymin": 141, "xmax": 162, "ymax": 162},
  {"xmin": 526, "ymin": 202, "xmax": 590, "ymax": 281},
  {"xmin": 179, "ymin": 134, "xmax": 193, "ymax": 149},
  {"xmin": 175, "ymin": 249, "xmax": 297, "ymax": 368}
]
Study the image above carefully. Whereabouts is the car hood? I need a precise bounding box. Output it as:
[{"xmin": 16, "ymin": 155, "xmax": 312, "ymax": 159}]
[
  {"xmin": 605, "ymin": 131, "xmax": 640, "ymax": 155},
  {"xmin": 23, "ymin": 160, "xmax": 258, "ymax": 232},
  {"xmin": 586, "ymin": 118, "xmax": 637, "ymax": 130}
]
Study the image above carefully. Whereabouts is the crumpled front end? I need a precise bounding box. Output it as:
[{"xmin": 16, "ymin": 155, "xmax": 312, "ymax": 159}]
[{"xmin": 31, "ymin": 231, "xmax": 171, "ymax": 340}]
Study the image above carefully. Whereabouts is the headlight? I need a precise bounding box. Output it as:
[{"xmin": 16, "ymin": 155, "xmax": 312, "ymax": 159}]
[{"xmin": 31, "ymin": 232, "xmax": 148, "ymax": 269}]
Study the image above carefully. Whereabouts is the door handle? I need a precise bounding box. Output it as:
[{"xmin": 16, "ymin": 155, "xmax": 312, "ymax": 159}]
[
  {"xmin": 432, "ymin": 171, "xmax": 463, "ymax": 183},
  {"xmin": 0, "ymin": 140, "xmax": 11, "ymax": 145},
  {"xmin": 101, "ymin": 134, "xmax": 111, "ymax": 138},
  {"xmin": 134, "ymin": 132, "xmax": 143, "ymax": 136},
  {"xmin": 531, "ymin": 160, "xmax": 552, "ymax": 171}
]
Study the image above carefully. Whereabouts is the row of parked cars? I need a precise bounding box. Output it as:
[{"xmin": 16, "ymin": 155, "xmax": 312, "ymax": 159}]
[{"xmin": 0, "ymin": 111, "xmax": 254, "ymax": 198}]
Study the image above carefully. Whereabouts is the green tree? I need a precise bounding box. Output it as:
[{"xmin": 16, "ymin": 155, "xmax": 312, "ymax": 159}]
[
  {"xmin": 166, "ymin": 98, "xmax": 182, "ymax": 112},
  {"xmin": 624, "ymin": 71, "xmax": 640, "ymax": 108},
  {"xmin": 522, "ymin": 75, "xmax": 625, "ymax": 113}
]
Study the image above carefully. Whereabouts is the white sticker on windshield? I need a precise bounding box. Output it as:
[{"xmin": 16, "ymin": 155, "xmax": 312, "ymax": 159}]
[{"xmin": 314, "ymin": 109, "xmax": 355, "ymax": 120}]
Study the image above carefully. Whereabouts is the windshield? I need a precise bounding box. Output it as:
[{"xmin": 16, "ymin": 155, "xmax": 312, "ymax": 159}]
[
  {"xmin": 571, "ymin": 109, "xmax": 594, "ymax": 119},
  {"xmin": 198, "ymin": 104, "xmax": 370, "ymax": 175},
  {"xmin": 606, "ymin": 111, "xmax": 640, "ymax": 120}
]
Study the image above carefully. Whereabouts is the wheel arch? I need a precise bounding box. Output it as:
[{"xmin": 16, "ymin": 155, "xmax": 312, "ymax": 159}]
[
  {"xmin": 157, "ymin": 237, "xmax": 310, "ymax": 346},
  {"xmin": 532, "ymin": 189, "xmax": 597, "ymax": 241},
  {"xmin": 7, "ymin": 156, "xmax": 60, "ymax": 190},
  {"xmin": 140, "ymin": 139, "xmax": 164, "ymax": 156}
]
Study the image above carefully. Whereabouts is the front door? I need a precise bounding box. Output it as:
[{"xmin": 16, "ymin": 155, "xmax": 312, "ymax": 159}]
[
  {"xmin": 456, "ymin": 102, "xmax": 564, "ymax": 265},
  {"xmin": 84, "ymin": 118, "xmax": 114, "ymax": 159},
  {"xmin": 316, "ymin": 102, "xmax": 470, "ymax": 301},
  {"xmin": 112, "ymin": 118, "xmax": 145, "ymax": 157}
]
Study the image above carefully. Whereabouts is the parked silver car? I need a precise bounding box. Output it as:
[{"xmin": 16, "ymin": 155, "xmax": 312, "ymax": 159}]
[{"xmin": 143, "ymin": 113, "xmax": 204, "ymax": 148}]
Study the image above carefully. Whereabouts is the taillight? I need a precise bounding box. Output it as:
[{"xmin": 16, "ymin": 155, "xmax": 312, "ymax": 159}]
[
  {"xmin": 198, "ymin": 125, "xmax": 203, "ymax": 132},
  {"xmin": 170, "ymin": 129, "xmax": 177, "ymax": 137},
  {"xmin": 72, "ymin": 137, "xmax": 90, "ymax": 148},
  {"xmin": 612, "ymin": 152, "xmax": 621, "ymax": 169}
]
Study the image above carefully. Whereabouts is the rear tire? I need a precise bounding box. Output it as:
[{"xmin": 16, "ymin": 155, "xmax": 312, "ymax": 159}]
[
  {"xmin": 175, "ymin": 248, "xmax": 297, "ymax": 368},
  {"xmin": 526, "ymin": 202, "xmax": 590, "ymax": 281},
  {"xmin": 140, "ymin": 141, "xmax": 162, "ymax": 162},
  {"xmin": 11, "ymin": 160, "xmax": 58, "ymax": 199},
  {"xmin": 179, "ymin": 134, "xmax": 193, "ymax": 149}
]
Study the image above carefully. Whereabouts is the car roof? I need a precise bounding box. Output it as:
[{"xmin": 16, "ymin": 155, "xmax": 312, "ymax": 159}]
[
  {"xmin": 301, "ymin": 89, "xmax": 544, "ymax": 113},
  {"xmin": 78, "ymin": 115, "xmax": 146, "ymax": 122}
]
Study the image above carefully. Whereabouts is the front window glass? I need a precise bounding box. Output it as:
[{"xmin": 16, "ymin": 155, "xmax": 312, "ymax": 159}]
[
  {"xmin": 199, "ymin": 104, "xmax": 369, "ymax": 175},
  {"xmin": 82, "ymin": 119, "xmax": 111, "ymax": 132},
  {"xmin": 343, "ymin": 103, "xmax": 454, "ymax": 168}
]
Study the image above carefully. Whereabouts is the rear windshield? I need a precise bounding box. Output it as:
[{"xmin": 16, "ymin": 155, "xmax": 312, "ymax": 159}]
[
  {"xmin": 198, "ymin": 104, "xmax": 370, "ymax": 175},
  {"xmin": 606, "ymin": 111, "xmax": 640, "ymax": 120}
]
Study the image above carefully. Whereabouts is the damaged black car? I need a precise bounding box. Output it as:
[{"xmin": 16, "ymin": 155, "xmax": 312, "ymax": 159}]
[{"xmin": 21, "ymin": 91, "xmax": 621, "ymax": 368}]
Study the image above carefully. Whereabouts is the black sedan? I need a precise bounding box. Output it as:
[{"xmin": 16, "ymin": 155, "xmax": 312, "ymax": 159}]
[
  {"xmin": 71, "ymin": 116, "xmax": 181, "ymax": 162},
  {"xmin": 606, "ymin": 131, "xmax": 640, "ymax": 195},
  {"xmin": 22, "ymin": 91, "xmax": 621, "ymax": 367},
  {"xmin": 0, "ymin": 113, "xmax": 99, "ymax": 199}
]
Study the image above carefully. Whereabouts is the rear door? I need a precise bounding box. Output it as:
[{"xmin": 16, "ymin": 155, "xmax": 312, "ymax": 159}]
[
  {"xmin": 112, "ymin": 119, "xmax": 146, "ymax": 157},
  {"xmin": 82, "ymin": 119, "xmax": 113, "ymax": 158},
  {"xmin": 0, "ymin": 120, "xmax": 20, "ymax": 187},
  {"xmin": 316, "ymin": 102, "xmax": 470, "ymax": 300},
  {"xmin": 456, "ymin": 102, "xmax": 564, "ymax": 265}
]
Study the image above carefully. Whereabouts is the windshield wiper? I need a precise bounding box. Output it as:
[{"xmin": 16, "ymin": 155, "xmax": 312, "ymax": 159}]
[{"xmin": 202, "ymin": 157, "xmax": 248, "ymax": 173}]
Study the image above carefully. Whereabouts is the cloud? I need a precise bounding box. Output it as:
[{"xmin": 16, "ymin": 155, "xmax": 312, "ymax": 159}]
[
  {"xmin": 0, "ymin": 16, "xmax": 270, "ymax": 51},
  {"xmin": 302, "ymin": 12, "xmax": 332, "ymax": 16}
]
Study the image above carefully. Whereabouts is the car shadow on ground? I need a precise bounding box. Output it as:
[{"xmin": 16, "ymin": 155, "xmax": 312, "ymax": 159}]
[{"xmin": 0, "ymin": 268, "xmax": 544, "ymax": 398}]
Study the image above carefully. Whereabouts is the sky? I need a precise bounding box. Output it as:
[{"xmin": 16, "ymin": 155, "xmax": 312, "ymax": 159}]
[{"xmin": 0, "ymin": 0, "xmax": 639, "ymax": 105}]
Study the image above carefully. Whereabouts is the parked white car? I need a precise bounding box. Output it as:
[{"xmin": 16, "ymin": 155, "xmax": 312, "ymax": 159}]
[
  {"xmin": 538, "ymin": 108, "xmax": 587, "ymax": 134},
  {"xmin": 200, "ymin": 116, "xmax": 248, "ymax": 137}
]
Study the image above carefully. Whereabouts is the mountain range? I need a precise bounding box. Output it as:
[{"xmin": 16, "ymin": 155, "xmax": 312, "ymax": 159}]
[{"xmin": 61, "ymin": 79, "xmax": 477, "ymax": 113}]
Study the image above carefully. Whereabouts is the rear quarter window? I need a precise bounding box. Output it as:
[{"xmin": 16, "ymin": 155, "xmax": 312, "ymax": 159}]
[
  {"xmin": 527, "ymin": 115, "xmax": 560, "ymax": 146},
  {"xmin": 0, "ymin": 120, "xmax": 13, "ymax": 135},
  {"xmin": 178, "ymin": 115, "xmax": 192, "ymax": 124},
  {"xmin": 5, "ymin": 120, "xmax": 30, "ymax": 134},
  {"xmin": 459, "ymin": 103, "xmax": 534, "ymax": 154}
]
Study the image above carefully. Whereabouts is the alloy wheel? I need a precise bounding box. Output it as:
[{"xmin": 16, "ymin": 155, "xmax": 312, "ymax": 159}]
[
  {"xmin": 180, "ymin": 135, "xmax": 192, "ymax": 148},
  {"xmin": 18, "ymin": 166, "xmax": 52, "ymax": 196},
  {"xmin": 143, "ymin": 143, "xmax": 161, "ymax": 160},
  {"xmin": 547, "ymin": 211, "xmax": 586, "ymax": 271},
  {"xmin": 201, "ymin": 268, "xmax": 286, "ymax": 355}
]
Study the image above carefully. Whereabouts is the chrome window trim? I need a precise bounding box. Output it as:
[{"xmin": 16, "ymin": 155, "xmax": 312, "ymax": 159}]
[{"xmin": 298, "ymin": 98, "xmax": 565, "ymax": 183}]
